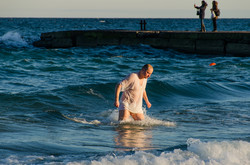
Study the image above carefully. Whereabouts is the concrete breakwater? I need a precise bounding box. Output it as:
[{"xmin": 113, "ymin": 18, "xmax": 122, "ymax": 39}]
[{"xmin": 33, "ymin": 30, "xmax": 250, "ymax": 56}]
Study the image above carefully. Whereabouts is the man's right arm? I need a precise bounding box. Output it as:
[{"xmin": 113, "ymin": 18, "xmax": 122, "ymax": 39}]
[{"xmin": 114, "ymin": 83, "xmax": 121, "ymax": 108}]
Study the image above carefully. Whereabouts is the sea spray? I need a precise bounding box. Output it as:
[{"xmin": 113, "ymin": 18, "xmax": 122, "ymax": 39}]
[
  {"xmin": 187, "ymin": 138, "xmax": 250, "ymax": 164},
  {"xmin": 63, "ymin": 114, "xmax": 101, "ymax": 125},
  {"xmin": 68, "ymin": 139, "xmax": 250, "ymax": 165},
  {"xmin": 63, "ymin": 110, "xmax": 175, "ymax": 127},
  {"xmin": 0, "ymin": 31, "xmax": 28, "ymax": 47},
  {"xmin": 108, "ymin": 109, "xmax": 176, "ymax": 127}
]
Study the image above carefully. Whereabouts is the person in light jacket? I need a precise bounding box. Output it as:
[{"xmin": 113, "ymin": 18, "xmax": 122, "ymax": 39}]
[{"xmin": 194, "ymin": 0, "xmax": 208, "ymax": 32}]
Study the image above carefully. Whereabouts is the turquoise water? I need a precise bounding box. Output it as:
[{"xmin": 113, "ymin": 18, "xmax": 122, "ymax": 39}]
[{"xmin": 0, "ymin": 18, "xmax": 250, "ymax": 164}]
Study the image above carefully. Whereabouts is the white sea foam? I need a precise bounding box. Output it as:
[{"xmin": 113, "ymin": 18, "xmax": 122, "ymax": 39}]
[
  {"xmin": 108, "ymin": 109, "xmax": 176, "ymax": 127},
  {"xmin": 86, "ymin": 88, "xmax": 105, "ymax": 100},
  {"xmin": 70, "ymin": 118, "xmax": 101, "ymax": 125},
  {"xmin": 78, "ymin": 139, "xmax": 250, "ymax": 165},
  {"xmin": 63, "ymin": 109, "xmax": 175, "ymax": 127},
  {"xmin": 0, "ymin": 31, "xmax": 28, "ymax": 47},
  {"xmin": 187, "ymin": 138, "xmax": 250, "ymax": 165},
  {"xmin": 62, "ymin": 114, "xmax": 101, "ymax": 125},
  {"xmin": 2, "ymin": 139, "xmax": 250, "ymax": 165}
]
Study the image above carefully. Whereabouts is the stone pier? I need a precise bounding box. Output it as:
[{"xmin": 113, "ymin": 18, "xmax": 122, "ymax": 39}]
[{"xmin": 33, "ymin": 30, "xmax": 250, "ymax": 56}]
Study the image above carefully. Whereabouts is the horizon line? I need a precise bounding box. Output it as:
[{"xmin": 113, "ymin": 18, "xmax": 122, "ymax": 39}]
[{"xmin": 1, "ymin": 17, "xmax": 250, "ymax": 19}]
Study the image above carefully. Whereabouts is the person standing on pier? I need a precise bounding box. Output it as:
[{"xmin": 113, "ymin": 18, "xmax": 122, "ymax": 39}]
[
  {"xmin": 114, "ymin": 64, "xmax": 153, "ymax": 121},
  {"xmin": 194, "ymin": 0, "xmax": 208, "ymax": 32},
  {"xmin": 211, "ymin": 0, "xmax": 220, "ymax": 32}
]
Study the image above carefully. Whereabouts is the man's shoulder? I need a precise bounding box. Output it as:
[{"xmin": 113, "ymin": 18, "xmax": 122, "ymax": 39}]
[
  {"xmin": 130, "ymin": 72, "xmax": 138, "ymax": 76},
  {"xmin": 130, "ymin": 73, "xmax": 138, "ymax": 79},
  {"xmin": 125, "ymin": 73, "xmax": 138, "ymax": 81}
]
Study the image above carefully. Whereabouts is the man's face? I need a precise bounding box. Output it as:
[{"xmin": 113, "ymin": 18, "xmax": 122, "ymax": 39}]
[{"xmin": 144, "ymin": 68, "xmax": 153, "ymax": 79}]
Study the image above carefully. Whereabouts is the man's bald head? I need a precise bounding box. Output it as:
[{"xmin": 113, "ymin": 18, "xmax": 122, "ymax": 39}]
[{"xmin": 142, "ymin": 64, "xmax": 153, "ymax": 71}]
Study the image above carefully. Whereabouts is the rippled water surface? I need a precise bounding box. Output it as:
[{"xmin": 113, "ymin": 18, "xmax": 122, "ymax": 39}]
[{"xmin": 0, "ymin": 18, "xmax": 249, "ymax": 164}]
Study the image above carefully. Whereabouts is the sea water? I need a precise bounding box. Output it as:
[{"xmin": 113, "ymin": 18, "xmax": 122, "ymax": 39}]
[{"xmin": 0, "ymin": 18, "xmax": 249, "ymax": 165}]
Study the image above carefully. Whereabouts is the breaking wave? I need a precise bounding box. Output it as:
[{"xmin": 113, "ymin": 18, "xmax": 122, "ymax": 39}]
[
  {"xmin": 0, "ymin": 31, "xmax": 28, "ymax": 48},
  {"xmin": 2, "ymin": 139, "xmax": 249, "ymax": 165}
]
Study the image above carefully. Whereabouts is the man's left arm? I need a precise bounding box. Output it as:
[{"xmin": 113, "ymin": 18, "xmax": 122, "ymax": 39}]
[{"xmin": 143, "ymin": 91, "xmax": 151, "ymax": 108}]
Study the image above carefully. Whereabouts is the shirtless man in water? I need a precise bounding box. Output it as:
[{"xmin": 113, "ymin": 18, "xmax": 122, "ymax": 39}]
[{"xmin": 114, "ymin": 64, "xmax": 153, "ymax": 121}]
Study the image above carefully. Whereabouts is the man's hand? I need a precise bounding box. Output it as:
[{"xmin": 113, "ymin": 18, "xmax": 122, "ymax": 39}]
[
  {"xmin": 114, "ymin": 100, "xmax": 119, "ymax": 108},
  {"xmin": 146, "ymin": 101, "xmax": 152, "ymax": 109}
]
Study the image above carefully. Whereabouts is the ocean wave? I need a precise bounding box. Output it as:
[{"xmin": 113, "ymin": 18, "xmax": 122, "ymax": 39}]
[
  {"xmin": 149, "ymin": 80, "xmax": 250, "ymax": 101},
  {"xmin": 0, "ymin": 31, "xmax": 29, "ymax": 48},
  {"xmin": 2, "ymin": 139, "xmax": 249, "ymax": 165},
  {"xmin": 48, "ymin": 79, "xmax": 250, "ymax": 106},
  {"xmin": 79, "ymin": 139, "xmax": 250, "ymax": 165}
]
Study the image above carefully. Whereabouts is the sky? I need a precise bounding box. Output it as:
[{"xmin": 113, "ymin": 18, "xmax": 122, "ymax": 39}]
[{"xmin": 1, "ymin": 0, "xmax": 250, "ymax": 18}]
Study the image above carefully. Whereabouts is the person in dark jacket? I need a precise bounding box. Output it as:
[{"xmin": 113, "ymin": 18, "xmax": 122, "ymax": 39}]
[
  {"xmin": 194, "ymin": 0, "xmax": 208, "ymax": 32},
  {"xmin": 211, "ymin": 0, "xmax": 219, "ymax": 32}
]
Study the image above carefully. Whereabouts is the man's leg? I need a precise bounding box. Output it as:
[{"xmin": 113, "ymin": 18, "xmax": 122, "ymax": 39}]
[
  {"xmin": 200, "ymin": 19, "xmax": 203, "ymax": 31},
  {"xmin": 201, "ymin": 19, "xmax": 206, "ymax": 32},
  {"xmin": 131, "ymin": 113, "xmax": 145, "ymax": 121},
  {"xmin": 118, "ymin": 110, "xmax": 130, "ymax": 121},
  {"xmin": 213, "ymin": 18, "xmax": 217, "ymax": 31}
]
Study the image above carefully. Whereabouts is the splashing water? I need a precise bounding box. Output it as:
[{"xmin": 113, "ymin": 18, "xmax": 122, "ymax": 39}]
[
  {"xmin": 62, "ymin": 114, "xmax": 101, "ymax": 125},
  {"xmin": 0, "ymin": 31, "xmax": 28, "ymax": 47},
  {"xmin": 62, "ymin": 109, "xmax": 175, "ymax": 127},
  {"xmin": 109, "ymin": 109, "xmax": 176, "ymax": 127}
]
